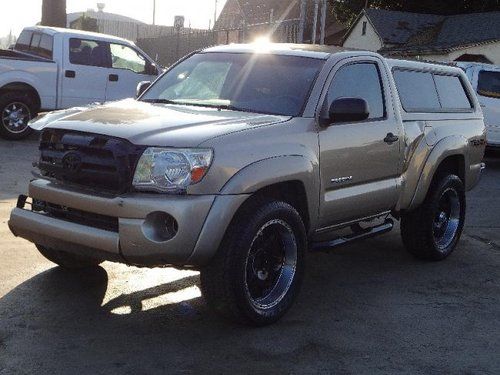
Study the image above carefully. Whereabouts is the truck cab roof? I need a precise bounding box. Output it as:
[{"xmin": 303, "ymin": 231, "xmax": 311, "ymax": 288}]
[
  {"xmin": 202, "ymin": 43, "xmax": 378, "ymax": 60},
  {"xmin": 21, "ymin": 26, "xmax": 135, "ymax": 45}
]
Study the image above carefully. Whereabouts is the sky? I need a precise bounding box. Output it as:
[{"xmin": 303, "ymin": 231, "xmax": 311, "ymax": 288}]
[{"xmin": 0, "ymin": 0, "xmax": 228, "ymax": 38}]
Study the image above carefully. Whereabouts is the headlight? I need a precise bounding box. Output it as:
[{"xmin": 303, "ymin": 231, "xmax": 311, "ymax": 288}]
[{"xmin": 133, "ymin": 148, "xmax": 213, "ymax": 193}]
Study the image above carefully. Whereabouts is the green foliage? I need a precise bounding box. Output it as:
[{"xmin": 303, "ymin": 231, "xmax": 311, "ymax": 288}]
[{"xmin": 330, "ymin": 0, "xmax": 500, "ymax": 26}]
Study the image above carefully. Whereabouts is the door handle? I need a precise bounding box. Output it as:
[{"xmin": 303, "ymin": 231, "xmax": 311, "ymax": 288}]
[
  {"xmin": 65, "ymin": 70, "xmax": 76, "ymax": 78},
  {"xmin": 384, "ymin": 133, "xmax": 399, "ymax": 144},
  {"xmin": 109, "ymin": 74, "xmax": 119, "ymax": 82}
]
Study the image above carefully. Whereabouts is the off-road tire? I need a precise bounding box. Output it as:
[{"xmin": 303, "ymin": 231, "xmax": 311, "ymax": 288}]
[
  {"xmin": 36, "ymin": 245, "xmax": 102, "ymax": 269},
  {"xmin": 200, "ymin": 197, "xmax": 307, "ymax": 326},
  {"xmin": 0, "ymin": 92, "xmax": 36, "ymax": 140},
  {"xmin": 401, "ymin": 174, "xmax": 466, "ymax": 261}
]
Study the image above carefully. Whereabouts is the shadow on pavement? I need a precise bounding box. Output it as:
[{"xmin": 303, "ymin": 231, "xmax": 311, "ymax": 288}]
[{"xmin": 0, "ymin": 233, "xmax": 498, "ymax": 374}]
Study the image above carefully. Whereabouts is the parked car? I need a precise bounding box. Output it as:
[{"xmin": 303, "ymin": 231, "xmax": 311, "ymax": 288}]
[
  {"xmin": 0, "ymin": 26, "xmax": 161, "ymax": 140},
  {"xmin": 455, "ymin": 62, "xmax": 500, "ymax": 150},
  {"xmin": 9, "ymin": 44, "xmax": 486, "ymax": 325}
]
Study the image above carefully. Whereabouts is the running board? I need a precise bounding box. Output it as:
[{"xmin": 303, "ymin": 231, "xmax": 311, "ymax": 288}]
[{"xmin": 311, "ymin": 219, "xmax": 394, "ymax": 252}]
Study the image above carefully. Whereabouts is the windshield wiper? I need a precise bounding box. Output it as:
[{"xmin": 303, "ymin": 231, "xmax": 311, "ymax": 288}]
[
  {"xmin": 141, "ymin": 99, "xmax": 276, "ymax": 115},
  {"xmin": 141, "ymin": 99, "xmax": 178, "ymax": 104}
]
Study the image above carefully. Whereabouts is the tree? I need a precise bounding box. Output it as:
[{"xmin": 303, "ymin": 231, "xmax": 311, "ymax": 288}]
[
  {"xmin": 330, "ymin": 0, "xmax": 500, "ymax": 26},
  {"xmin": 41, "ymin": 0, "xmax": 67, "ymax": 28}
]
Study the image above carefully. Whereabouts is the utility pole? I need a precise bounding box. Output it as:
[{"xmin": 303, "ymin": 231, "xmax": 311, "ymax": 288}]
[
  {"xmin": 298, "ymin": 0, "xmax": 307, "ymax": 43},
  {"xmin": 320, "ymin": 0, "xmax": 327, "ymax": 45},
  {"xmin": 41, "ymin": 0, "xmax": 67, "ymax": 28},
  {"xmin": 312, "ymin": 0, "xmax": 319, "ymax": 44},
  {"xmin": 213, "ymin": 0, "xmax": 218, "ymax": 30},
  {"xmin": 153, "ymin": 0, "xmax": 156, "ymax": 25}
]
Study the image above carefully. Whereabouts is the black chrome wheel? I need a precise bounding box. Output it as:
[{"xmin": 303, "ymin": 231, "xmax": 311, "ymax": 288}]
[
  {"xmin": 245, "ymin": 219, "xmax": 298, "ymax": 309},
  {"xmin": 201, "ymin": 198, "xmax": 306, "ymax": 326},
  {"xmin": 2, "ymin": 102, "xmax": 31, "ymax": 134},
  {"xmin": 401, "ymin": 174, "xmax": 465, "ymax": 261},
  {"xmin": 0, "ymin": 93, "xmax": 35, "ymax": 140},
  {"xmin": 433, "ymin": 188, "xmax": 461, "ymax": 250}
]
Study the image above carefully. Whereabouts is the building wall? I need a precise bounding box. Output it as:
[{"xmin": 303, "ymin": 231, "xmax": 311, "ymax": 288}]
[
  {"xmin": 343, "ymin": 15, "xmax": 383, "ymax": 52},
  {"xmin": 419, "ymin": 42, "xmax": 500, "ymax": 65}
]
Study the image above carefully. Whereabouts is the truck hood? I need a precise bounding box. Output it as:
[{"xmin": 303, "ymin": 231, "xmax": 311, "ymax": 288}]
[{"xmin": 30, "ymin": 99, "xmax": 290, "ymax": 147}]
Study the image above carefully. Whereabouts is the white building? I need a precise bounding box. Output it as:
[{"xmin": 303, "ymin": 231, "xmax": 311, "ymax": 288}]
[
  {"xmin": 343, "ymin": 9, "xmax": 500, "ymax": 65},
  {"xmin": 68, "ymin": 3, "xmax": 177, "ymax": 42}
]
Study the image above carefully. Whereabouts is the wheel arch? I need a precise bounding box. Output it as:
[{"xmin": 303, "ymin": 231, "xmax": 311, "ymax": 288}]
[
  {"xmin": 408, "ymin": 136, "xmax": 468, "ymax": 210},
  {"xmin": 220, "ymin": 155, "xmax": 319, "ymax": 232},
  {"xmin": 0, "ymin": 81, "xmax": 41, "ymax": 111}
]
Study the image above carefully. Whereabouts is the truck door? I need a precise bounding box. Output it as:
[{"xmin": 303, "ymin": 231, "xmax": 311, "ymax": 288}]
[
  {"xmin": 61, "ymin": 37, "xmax": 109, "ymax": 108},
  {"xmin": 318, "ymin": 58, "xmax": 402, "ymax": 228},
  {"xmin": 105, "ymin": 43, "xmax": 159, "ymax": 101}
]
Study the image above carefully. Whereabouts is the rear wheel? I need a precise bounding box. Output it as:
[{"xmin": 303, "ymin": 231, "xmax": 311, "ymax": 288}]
[
  {"xmin": 401, "ymin": 174, "xmax": 465, "ymax": 260},
  {"xmin": 0, "ymin": 92, "xmax": 36, "ymax": 140},
  {"xmin": 200, "ymin": 198, "xmax": 306, "ymax": 326},
  {"xmin": 36, "ymin": 245, "xmax": 102, "ymax": 269}
]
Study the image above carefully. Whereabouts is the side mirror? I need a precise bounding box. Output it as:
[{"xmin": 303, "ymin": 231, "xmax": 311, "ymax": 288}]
[
  {"xmin": 325, "ymin": 97, "xmax": 370, "ymax": 125},
  {"xmin": 145, "ymin": 62, "xmax": 159, "ymax": 76},
  {"xmin": 136, "ymin": 81, "xmax": 151, "ymax": 98}
]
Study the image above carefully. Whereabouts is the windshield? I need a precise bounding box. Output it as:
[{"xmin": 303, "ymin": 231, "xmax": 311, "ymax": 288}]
[{"xmin": 141, "ymin": 52, "xmax": 324, "ymax": 116}]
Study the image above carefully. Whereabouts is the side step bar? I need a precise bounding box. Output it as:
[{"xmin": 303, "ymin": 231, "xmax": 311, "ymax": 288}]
[{"xmin": 311, "ymin": 219, "xmax": 394, "ymax": 252}]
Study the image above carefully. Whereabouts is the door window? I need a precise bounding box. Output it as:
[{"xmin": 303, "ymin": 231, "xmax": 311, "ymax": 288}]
[
  {"xmin": 110, "ymin": 44, "xmax": 147, "ymax": 74},
  {"xmin": 477, "ymin": 70, "xmax": 500, "ymax": 99},
  {"xmin": 69, "ymin": 38, "xmax": 110, "ymax": 67},
  {"xmin": 327, "ymin": 63, "xmax": 385, "ymax": 120}
]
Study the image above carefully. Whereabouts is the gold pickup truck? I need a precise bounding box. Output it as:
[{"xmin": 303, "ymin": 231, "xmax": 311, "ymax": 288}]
[{"xmin": 9, "ymin": 44, "xmax": 486, "ymax": 325}]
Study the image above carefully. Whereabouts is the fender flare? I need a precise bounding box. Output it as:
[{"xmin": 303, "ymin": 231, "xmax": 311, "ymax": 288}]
[
  {"xmin": 409, "ymin": 135, "xmax": 468, "ymax": 210},
  {"xmin": 188, "ymin": 155, "xmax": 319, "ymax": 265},
  {"xmin": 220, "ymin": 155, "xmax": 319, "ymax": 226}
]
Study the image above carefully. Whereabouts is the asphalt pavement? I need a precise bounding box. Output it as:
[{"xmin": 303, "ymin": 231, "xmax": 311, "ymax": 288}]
[{"xmin": 0, "ymin": 138, "xmax": 499, "ymax": 374}]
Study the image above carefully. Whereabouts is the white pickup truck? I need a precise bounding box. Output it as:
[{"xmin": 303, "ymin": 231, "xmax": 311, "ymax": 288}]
[
  {"xmin": 455, "ymin": 62, "xmax": 500, "ymax": 149},
  {"xmin": 0, "ymin": 26, "xmax": 161, "ymax": 140}
]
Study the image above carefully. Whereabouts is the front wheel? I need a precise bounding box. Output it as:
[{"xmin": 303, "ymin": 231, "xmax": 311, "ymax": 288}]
[
  {"xmin": 200, "ymin": 198, "xmax": 307, "ymax": 326},
  {"xmin": 0, "ymin": 92, "xmax": 36, "ymax": 140},
  {"xmin": 401, "ymin": 174, "xmax": 466, "ymax": 260}
]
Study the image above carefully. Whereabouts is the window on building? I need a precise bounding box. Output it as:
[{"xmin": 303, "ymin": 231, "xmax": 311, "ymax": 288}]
[
  {"xmin": 327, "ymin": 63, "xmax": 385, "ymax": 120},
  {"xmin": 362, "ymin": 21, "xmax": 367, "ymax": 36}
]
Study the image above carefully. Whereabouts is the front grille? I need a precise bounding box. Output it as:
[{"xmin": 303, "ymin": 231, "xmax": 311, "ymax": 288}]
[
  {"xmin": 32, "ymin": 199, "xmax": 119, "ymax": 232},
  {"xmin": 38, "ymin": 129, "xmax": 146, "ymax": 194}
]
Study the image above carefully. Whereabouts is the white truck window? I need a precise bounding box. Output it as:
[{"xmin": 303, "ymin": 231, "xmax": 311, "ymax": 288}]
[
  {"xmin": 69, "ymin": 38, "xmax": 110, "ymax": 68},
  {"xmin": 14, "ymin": 31, "xmax": 53, "ymax": 59},
  {"xmin": 38, "ymin": 34, "xmax": 54, "ymax": 59},
  {"xmin": 110, "ymin": 44, "xmax": 146, "ymax": 73},
  {"xmin": 477, "ymin": 71, "xmax": 500, "ymax": 99},
  {"xmin": 15, "ymin": 30, "xmax": 33, "ymax": 52}
]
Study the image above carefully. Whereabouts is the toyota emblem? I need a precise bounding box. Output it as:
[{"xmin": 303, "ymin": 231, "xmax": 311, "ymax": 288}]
[{"xmin": 62, "ymin": 152, "xmax": 82, "ymax": 173}]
